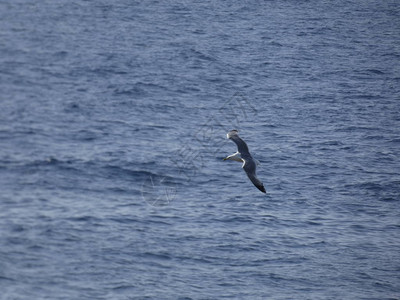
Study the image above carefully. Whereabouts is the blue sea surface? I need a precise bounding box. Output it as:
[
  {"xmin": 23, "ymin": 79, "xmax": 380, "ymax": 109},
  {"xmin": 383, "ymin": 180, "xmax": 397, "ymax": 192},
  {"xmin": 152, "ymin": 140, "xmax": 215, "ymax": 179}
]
[{"xmin": 1, "ymin": 1, "xmax": 400, "ymax": 299}]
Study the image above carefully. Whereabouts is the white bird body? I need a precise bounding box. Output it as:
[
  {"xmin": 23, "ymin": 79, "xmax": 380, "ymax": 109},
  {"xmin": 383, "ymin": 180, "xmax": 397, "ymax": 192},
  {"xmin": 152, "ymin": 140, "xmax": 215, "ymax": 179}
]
[
  {"xmin": 224, "ymin": 152, "xmax": 243, "ymax": 163},
  {"xmin": 224, "ymin": 130, "xmax": 266, "ymax": 193}
]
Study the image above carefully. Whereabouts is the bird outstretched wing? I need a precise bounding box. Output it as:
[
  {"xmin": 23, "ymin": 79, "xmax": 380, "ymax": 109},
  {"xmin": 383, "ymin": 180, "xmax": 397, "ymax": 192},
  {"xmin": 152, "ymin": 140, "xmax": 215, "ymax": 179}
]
[
  {"xmin": 227, "ymin": 130, "xmax": 250, "ymax": 156},
  {"xmin": 243, "ymin": 159, "xmax": 266, "ymax": 193}
]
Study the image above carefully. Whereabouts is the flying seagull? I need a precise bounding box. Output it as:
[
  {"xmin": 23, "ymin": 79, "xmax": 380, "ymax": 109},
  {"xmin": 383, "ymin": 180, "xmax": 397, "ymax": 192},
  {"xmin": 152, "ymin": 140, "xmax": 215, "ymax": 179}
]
[{"xmin": 223, "ymin": 130, "xmax": 266, "ymax": 193}]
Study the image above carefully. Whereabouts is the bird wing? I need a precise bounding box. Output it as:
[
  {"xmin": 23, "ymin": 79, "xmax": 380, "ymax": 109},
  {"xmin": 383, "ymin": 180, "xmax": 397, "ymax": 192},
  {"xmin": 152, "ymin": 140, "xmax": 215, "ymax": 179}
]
[
  {"xmin": 242, "ymin": 159, "xmax": 266, "ymax": 193},
  {"xmin": 227, "ymin": 130, "xmax": 250, "ymax": 156}
]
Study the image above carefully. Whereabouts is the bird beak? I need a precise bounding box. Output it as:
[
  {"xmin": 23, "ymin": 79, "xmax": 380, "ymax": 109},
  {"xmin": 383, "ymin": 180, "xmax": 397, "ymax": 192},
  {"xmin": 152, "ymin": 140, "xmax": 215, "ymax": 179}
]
[{"xmin": 223, "ymin": 157, "xmax": 227, "ymax": 161}]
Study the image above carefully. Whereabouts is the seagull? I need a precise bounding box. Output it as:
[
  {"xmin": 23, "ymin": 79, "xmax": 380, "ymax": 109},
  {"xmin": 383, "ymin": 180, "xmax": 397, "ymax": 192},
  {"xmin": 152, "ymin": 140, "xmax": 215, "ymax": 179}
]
[{"xmin": 223, "ymin": 130, "xmax": 266, "ymax": 193}]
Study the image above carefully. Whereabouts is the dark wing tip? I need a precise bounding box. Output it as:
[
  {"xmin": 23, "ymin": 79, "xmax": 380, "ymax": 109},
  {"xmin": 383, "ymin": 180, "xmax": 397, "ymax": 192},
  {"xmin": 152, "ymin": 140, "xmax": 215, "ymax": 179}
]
[
  {"xmin": 227, "ymin": 129, "xmax": 239, "ymax": 139},
  {"xmin": 259, "ymin": 185, "xmax": 266, "ymax": 193},
  {"xmin": 254, "ymin": 181, "xmax": 266, "ymax": 193}
]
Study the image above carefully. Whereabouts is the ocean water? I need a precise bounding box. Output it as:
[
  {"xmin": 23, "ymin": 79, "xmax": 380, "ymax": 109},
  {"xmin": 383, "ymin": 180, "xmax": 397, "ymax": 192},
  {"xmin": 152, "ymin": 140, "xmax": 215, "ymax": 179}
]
[{"xmin": 1, "ymin": 0, "xmax": 400, "ymax": 299}]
